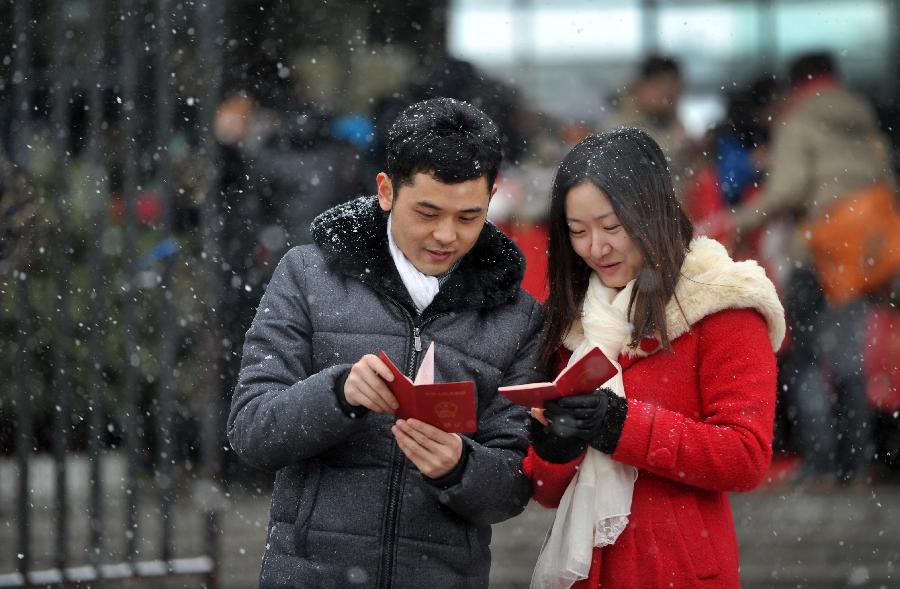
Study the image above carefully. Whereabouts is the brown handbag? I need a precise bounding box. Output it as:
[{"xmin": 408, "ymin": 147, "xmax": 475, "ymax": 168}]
[{"xmin": 802, "ymin": 183, "xmax": 900, "ymax": 305}]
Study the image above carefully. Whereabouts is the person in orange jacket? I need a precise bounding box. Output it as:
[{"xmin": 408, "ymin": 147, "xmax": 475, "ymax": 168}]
[{"xmin": 524, "ymin": 128, "xmax": 785, "ymax": 589}]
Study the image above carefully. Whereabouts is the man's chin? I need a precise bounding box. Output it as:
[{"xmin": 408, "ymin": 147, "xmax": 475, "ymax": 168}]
[
  {"xmin": 414, "ymin": 257, "xmax": 456, "ymax": 277},
  {"xmin": 421, "ymin": 265, "xmax": 453, "ymax": 277}
]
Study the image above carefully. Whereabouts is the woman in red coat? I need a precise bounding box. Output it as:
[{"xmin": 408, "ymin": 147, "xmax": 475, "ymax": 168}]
[{"xmin": 524, "ymin": 128, "xmax": 785, "ymax": 589}]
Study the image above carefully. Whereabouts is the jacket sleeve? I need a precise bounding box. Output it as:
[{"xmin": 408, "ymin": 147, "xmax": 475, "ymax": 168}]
[
  {"xmin": 734, "ymin": 116, "xmax": 812, "ymax": 233},
  {"xmin": 227, "ymin": 247, "xmax": 367, "ymax": 472},
  {"xmin": 612, "ymin": 309, "xmax": 777, "ymax": 493},
  {"xmin": 429, "ymin": 298, "xmax": 544, "ymax": 525}
]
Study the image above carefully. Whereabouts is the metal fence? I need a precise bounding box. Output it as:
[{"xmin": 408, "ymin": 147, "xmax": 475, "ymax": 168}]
[{"xmin": 1, "ymin": 0, "xmax": 226, "ymax": 586}]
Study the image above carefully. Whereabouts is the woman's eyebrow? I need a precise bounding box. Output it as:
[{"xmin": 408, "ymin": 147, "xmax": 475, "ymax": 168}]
[{"xmin": 566, "ymin": 211, "xmax": 614, "ymax": 223}]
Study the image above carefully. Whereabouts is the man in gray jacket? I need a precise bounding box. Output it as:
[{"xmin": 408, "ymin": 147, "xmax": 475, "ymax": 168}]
[{"xmin": 228, "ymin": 97, "xmax": 543, "ymax": 588}]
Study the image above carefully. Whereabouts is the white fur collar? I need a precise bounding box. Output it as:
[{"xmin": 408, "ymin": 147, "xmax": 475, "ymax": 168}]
[{"xmin": 568, "ymin": 237, "xmax": 786, "ymax": 358}]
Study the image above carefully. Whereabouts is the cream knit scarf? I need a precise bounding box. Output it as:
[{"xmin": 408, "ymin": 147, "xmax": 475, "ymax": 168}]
[{"xmin": 532, "ymin": 273, "xmax": 639, "ymax": 589}]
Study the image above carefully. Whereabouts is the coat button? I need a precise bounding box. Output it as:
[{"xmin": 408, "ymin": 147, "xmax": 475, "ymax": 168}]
[{"xmin": 639, "ymin": 338, "xmax": 658, "ymax": 353}]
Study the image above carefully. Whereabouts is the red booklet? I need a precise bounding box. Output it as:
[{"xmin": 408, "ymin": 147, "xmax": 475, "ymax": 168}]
[
  {"xmin": 498, "ymin": 347, "xmax": 618, "ymax": 408},
  {"xmin": 378, "ymin": 343, "xmax": 477, "ymax": 433}
]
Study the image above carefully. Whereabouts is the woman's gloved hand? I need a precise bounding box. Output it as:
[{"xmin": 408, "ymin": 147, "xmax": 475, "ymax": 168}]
[
  {"xmin": 528, "ymin": 416, "xmax": 587, "ymax": 464},
  {"xmin": 543, "ymin": 387, "xmax": 627, "ymax": 454}
]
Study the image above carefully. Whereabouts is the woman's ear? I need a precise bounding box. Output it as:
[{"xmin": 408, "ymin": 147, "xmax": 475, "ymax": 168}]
[{"xmin": 376, "ymin": 172, "xmax": 394, "ymax": 212}]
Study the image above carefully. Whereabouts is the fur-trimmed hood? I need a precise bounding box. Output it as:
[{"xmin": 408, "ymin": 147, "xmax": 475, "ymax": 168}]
[
  {"xmin": 630, "ymin": 236, "xmax": 784, "ymax": 357},
  {"xmin": 310, "ymin": 195, "xmax": 527, "ymax": 316}
]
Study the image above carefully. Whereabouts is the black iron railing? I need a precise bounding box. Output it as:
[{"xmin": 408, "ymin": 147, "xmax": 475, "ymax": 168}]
[{"xmin": 1, "ymin": 1, "xmax": 225, "ymax": 587}]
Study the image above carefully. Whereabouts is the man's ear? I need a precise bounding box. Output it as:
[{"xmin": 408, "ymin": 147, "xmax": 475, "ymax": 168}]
[
  {"xmin": 376, "ymin": 172, "xmax": 394, "ymax": 212},
  {"xmin": 486, "ymin": 182, "xmax": 498, "ymax": 209}
]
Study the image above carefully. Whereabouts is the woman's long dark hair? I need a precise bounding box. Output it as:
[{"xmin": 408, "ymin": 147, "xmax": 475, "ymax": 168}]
[{"xmin": 537, "ymin": 128, "xmax": 694, "ymax": 374}]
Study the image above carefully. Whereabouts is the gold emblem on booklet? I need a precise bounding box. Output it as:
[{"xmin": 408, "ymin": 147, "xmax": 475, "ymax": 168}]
[{"xmin": 435, "ymin": 401, "xmax": 459, "ymax": 419}]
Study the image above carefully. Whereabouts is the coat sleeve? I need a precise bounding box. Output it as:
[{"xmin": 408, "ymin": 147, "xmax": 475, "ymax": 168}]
[
  {"xmin": 734, "ymin": 116, "xmax": 812, "ymax": 233},
  {"xmin": 430, "ymin": 297, "xmax": 544, "ymax": 525},
  {"xmin": 227, "ymin": 247, "xmax": 367, "ymax": 472},
  {"xmin": 522, "ymin": 448, "xmax": 584, "ymax": 508},
  {"xmin": 612, "ymin": 309, "xmax": 777, "ymax": 492}
]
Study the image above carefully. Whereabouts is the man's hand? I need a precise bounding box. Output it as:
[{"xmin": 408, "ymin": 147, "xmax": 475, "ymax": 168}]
[
  {"xmin": 344, "ymin": 354, "xmax": 398, "ymax": 413},
  {"xmin": 392, "ymin": 418, "xmax": 463, "ymax": 479}
]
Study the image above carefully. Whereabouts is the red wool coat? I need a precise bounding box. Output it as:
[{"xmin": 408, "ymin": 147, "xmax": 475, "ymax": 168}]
[{"xmin": 524, "ymin": 238, "xmax": 784, "ymax": 589}]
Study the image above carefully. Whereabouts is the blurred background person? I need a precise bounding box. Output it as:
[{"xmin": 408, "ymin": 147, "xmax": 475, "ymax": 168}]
[
  {"xmin": 684, "ymin": 76, "xmax": 792, "ymax": 300},
  {"xmin": 371, "ymin": 56, "xmax": 528, "ymax": 170},
  {"xmin": 708, "ymin": 51, "xmax": 898, "ymax": 487},
  {"xmin": 684, "ymin": 75, "xmax": 783, "ymax": 259},
  {"xmin": 606, "ymin": 55, "xmax": 691, "ymax": 197}
]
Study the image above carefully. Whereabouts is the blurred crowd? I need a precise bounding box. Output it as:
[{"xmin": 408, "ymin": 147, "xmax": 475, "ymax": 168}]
[{"xmin": 2, "ymin": 47, "xmax": 899, "ymax": 489}]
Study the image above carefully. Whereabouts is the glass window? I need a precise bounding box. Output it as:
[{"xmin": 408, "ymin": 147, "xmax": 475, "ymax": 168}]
[
  {"xmin": 658, "ymin": 3, "xmax": 760, "ymax": 60},
  {"xmin": 532, "ymin": 5, "xmax": 641, "ymax": 61},
  {"xmin": 774, "ymin": 1, "xmax": 889, "ymax": 62},
  {"xmin": 448, "ymin": 0, "xmax": 641, "ymax": 65},
  {"xmin": 447, "ymin": 0, "xmax": 517, "ymax": 65}
]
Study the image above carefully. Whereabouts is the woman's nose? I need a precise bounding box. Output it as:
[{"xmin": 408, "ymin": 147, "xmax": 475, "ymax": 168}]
[{"xmin": 591, "ymin": 239, "xmax": 612, "ymax": 258}]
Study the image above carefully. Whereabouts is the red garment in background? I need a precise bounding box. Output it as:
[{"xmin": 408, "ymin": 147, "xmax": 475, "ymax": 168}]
[
  {"xmin": 866, "ymin": 308, "xmax": 900, "ymax": 412},
  {"xmin": 498, "ymin": 222, "xmax": 549, "ymax": 303},
  {"xmin": 683, "ymin": 164, "xmax": 765, "ymax": 259},
  {"xmin": 111, "ymin": 191, "xmax": 163, "ymax": 225},
  {"xmin": 683, "ymin": 166, "xmax": 723, "ymax": 224}
]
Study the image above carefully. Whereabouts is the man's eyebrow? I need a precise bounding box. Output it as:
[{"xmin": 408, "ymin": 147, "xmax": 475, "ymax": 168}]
[
  {"xmin": 417, "ymin": 200, "xmax": 484, "ymax": 214},
  {"xmin": 417, "ymin": 200, "xmax": 442, "ymax": 211}
]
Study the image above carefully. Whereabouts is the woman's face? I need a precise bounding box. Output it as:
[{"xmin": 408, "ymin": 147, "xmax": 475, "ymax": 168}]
[{"xmin": 565, "ymin": 181, "xmax": 644, "ymax": 289}]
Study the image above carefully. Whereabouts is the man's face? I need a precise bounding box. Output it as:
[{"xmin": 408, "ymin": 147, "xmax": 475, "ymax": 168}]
[
  {"xmin": 377, "ymin": 171, "xmax": 495, "ymax": 276},
  {"xmin": 636, "ymin": 72, "xmax": 682, "ymax": 119}
]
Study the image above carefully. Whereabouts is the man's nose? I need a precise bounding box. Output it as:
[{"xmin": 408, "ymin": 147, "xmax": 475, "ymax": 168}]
[{"xmin": 433, "ymin": 218, "xmax": 457, "ymax": 245}]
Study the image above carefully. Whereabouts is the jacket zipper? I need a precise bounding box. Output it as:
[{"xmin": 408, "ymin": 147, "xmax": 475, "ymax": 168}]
[
  {"xmin": 379, "ymin": 300, "xmax": 446, "ymax": 588},
  {"xmin": 407, "ymin": 326, "xmax": 422, "ymax": 373}
]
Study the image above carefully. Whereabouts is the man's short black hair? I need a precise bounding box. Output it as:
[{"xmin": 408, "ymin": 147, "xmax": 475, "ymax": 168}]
[
  {"xmin": 789, "ymin": 51, "xmax": 836, "ymax": 87},
  {"xmin": 385, "ymin": 97, "xmax": 502, "ymax": 190},
  {"xmin": 639, "ymin": 55, "xmax": 681, "ymax": 80}
]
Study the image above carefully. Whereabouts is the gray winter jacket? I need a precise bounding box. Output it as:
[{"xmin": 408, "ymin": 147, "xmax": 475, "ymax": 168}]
[{"xmin": 227, "ymin": 196, "xmax": 543, "ymax": 588}]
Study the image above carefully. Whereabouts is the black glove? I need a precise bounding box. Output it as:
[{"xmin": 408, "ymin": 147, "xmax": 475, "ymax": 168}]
[
  {"xmin": 543, "ymin": 387, "xmax": 627, "ymax": 454},
  {"xmin": 528, "ymin": 416, "xmax": 586, "ymax": 464}
]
